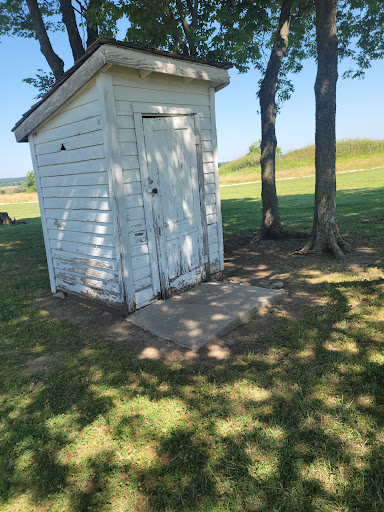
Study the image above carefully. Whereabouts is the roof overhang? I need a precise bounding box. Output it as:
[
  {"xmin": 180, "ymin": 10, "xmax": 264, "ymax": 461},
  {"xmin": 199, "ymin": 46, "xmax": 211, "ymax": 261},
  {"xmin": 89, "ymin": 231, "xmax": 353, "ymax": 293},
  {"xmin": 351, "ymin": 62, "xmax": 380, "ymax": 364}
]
[{"xmin": 13, "ymin": 39, "xmax": 232, "ymax": 143}]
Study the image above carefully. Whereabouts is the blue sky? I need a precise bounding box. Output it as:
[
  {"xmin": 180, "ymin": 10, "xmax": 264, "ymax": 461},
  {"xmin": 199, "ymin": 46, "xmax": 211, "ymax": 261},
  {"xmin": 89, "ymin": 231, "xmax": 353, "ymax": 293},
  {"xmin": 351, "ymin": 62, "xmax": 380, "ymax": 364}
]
[{"xmin": 1, "ymin": 32, "xmax": 384, "ymax": 178}]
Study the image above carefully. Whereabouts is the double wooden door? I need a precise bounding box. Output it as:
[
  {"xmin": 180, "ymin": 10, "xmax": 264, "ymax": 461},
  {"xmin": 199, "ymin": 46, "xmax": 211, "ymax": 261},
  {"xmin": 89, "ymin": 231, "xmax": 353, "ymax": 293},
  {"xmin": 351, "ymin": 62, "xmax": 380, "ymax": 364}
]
[{"xmin": 143, "ymin": 115, "xmax": 206, "ymax": 298}]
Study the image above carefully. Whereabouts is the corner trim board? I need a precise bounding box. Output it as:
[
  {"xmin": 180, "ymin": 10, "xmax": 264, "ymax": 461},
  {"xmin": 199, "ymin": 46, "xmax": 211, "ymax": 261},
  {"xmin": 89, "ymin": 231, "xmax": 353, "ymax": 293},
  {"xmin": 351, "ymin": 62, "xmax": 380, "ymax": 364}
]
[
  {"xmin": 96, "ymin": 72, "xmax": 136, "ymax": 311},
  {"xmin": 29, "ymin": 135, "xmax": 57, "ymax": 293}
]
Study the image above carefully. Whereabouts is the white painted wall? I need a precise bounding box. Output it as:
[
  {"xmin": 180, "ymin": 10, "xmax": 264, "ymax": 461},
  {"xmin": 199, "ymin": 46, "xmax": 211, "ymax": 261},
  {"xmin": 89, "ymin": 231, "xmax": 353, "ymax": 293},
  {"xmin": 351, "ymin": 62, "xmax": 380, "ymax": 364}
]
[
  {"xmin": 29, "ymin": 66, "xmax": 224, "ymax": 310},
  {"xmin": 30, "ymin": 80, "xmax": 124, "ymax": 305}
]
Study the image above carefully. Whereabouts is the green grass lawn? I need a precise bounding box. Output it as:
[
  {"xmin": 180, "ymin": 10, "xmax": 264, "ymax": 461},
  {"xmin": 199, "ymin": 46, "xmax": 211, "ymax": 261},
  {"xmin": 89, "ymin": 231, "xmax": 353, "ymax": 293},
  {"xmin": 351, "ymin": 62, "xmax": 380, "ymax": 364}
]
[
  {"xmin": 1, "ymin": 170, "xmax": 384, "ymax": 511},
  {"xmin": 221, "ymin": 168, "xmax": 384, "ymax": 238}
]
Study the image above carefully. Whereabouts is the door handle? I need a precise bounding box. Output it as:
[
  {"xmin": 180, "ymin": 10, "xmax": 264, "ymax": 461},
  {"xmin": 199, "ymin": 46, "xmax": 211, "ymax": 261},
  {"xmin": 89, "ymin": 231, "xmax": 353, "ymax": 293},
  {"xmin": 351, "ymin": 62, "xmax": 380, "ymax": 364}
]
[{"xmin": 151, "ymin": 188, "xmax": 158, "ymax": 194}]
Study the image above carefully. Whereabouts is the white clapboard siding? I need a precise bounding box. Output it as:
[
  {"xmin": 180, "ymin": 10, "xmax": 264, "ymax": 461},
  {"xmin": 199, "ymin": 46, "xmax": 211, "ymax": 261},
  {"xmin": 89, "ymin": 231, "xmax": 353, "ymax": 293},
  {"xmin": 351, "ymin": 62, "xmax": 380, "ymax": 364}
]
[
  {"xmin": 51, "ymin": 249, "xmax": 117, "ymax": 271},
  {"xmin": 48, "ymin": 229, "xmax": 115, "ymax": 247},
  {"xmin": 204, "ymin": 173, "xmax": 215, "ymax": 185},
  {"xmin": 37, "ymin": 145, "xmax": 105, "ymax": 167},
  {"xmin": 38, "ymin": 159, "xmax": 106, "ymax": 177},
  {"xmin": 42, "ymin": 185, "xmax": 109, "ymax": 198},
  {"xmin": 123, "ymin": 169, "xmax": 141, "ymax": 183},
  {"xmin": 126, "ymin": 206, "xmax": 145, "ymax": 222},
  {"xmin": 135, "ymin": 287, "xmax": 155, "ymax": 309},
  {"xmin": 34, "ymin": 117, "xmax": 102, "ymax": 145},
  {"xmin": 201, "ymin": 129, "xmax": 212, "ymax": 141},
  {"xmin": 123, "ymin": 182, "xmax": 142, "ymax": 196},
  {"xmin": 40, "ymin": 172, "xmax": 109, "ymax": 188},
  {"xmin": 200, "ymin": 117, "xmax": 211, "ymax": 130},
  {"xmin": 134, "ymin": 276, "xmax": 152, "ymax": 292},
  {"xmin": 203, "ymin": 162, "xmax": 215, "ymax": 175},
  {"xmin": 114, "ymin": 86, "xmax": 210, "ymax": 109},
  {"xmin": 204, "ymin": 183, "xmax": 216, "ymax": 196},
  {"xmin": 55, "ymin": 271, "xmax": 120, "ymax": 293},
  {"xmin": 35, "ymin": 130, "xmax": 103, "ymax": 155},
  {"xmin": 205, "ymin": 193, "xmax": 216, "ymax": 205},
  {"xmin": 116, "ymin": 115, "xmax": 135, "ymax": 129},
  {"xmin": 50, "ymin": 239, "xmax": 117, "ymax": 259},
  {"xmin": 53, "ymin": 259, "xmax": 118, "ymax": 282},
  {"xmin": 131, "ymin": 253, "xmax": 150, "ymax": 271},
  {"xmin": 112, "ymin": 71, "xmax": 211, "ymax": 94},
  {"xmin": 121, "ymin": 155, "xmax": 140, "ymax": 170},
  {"xmin": 131, "ymin": 243, "xmax": 149, "ymax": 257},
  {"xmin": 118, "ymin": 128, "xmax": 136, "ymax": 142},
  {"xmin": 45, "ymin": 209, "xmax": 112, "ymax": 223},
  {"xmin": 44, "ymin": 198, "xmax": 111, "ymax": 211},
  {"xmin": 58, "ymin": 83, "xmax": 98, "ymax": 113},
  {"xmin": 120, "ymin": 142, "xmax": 138, "ymax": 156},
  {"xmin": 38, "ymin": 100, "xmax": 100, "ymax": 133},
  {"xmin": 125, "ymin": 194, "xmax": 143, "ymax": 209},
  {"xmin": 202, "ymin": 151, "xmax": 213, "ymax": 164},
  {"xmin": 127, "ymin": 218, "xmax": 146, "ymax": 232},
  {"xmin": 56, "ymin": 277, "xmax": 121, "ymax": 304},
  {"xmin": 133, "ymin": 265, "xmax": 151, "ymax": 281},
  {"xmin": 206, "ymin": 212, "xmax": 218, "ymax": 226},
  {"xmin": 46, "ymin": 219, "xmax": 114, "ymax": 235},
  {"xmin": 205, "ymin": 203, "xmax": 217, "ymax": 216}
]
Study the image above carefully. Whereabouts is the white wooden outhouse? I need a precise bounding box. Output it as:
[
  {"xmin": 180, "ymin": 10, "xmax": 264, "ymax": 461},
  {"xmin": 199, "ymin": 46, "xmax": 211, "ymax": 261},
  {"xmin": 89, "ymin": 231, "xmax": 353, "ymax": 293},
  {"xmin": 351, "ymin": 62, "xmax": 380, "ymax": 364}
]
[{"xmin": 13, "ymin": 39, "xmax": 231, "ymax": 312}]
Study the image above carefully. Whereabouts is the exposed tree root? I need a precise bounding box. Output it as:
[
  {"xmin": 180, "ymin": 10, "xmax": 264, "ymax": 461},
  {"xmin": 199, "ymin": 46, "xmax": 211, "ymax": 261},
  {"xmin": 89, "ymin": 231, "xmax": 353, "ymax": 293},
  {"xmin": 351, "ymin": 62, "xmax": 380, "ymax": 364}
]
[
  {"xmin": 251, "ymin": 227, "xmax": 310, "ymax": 243},
  {"xmin": 295, "ymin": 230, "xmax": 351, "ymax": 259}
]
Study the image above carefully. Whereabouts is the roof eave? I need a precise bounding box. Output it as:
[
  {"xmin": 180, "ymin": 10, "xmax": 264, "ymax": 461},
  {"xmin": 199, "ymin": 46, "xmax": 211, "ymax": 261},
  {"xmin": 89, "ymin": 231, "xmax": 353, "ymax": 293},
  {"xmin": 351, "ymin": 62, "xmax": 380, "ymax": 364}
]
[{"xmin": 13, "ymin": 42, "xmax": 231, "ymax": 143}]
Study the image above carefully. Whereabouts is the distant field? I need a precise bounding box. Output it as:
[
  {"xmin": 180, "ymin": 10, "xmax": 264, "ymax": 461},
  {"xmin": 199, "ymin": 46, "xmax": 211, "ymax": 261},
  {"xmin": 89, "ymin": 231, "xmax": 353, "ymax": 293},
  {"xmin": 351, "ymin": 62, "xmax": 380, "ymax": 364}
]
[
  {"xmin": 0, "ymin": 190, "xmax": 38, "ymax": 203},
  {"xmin": 219, "ymin": 138, "xmax": 384, "ymax": 185}
]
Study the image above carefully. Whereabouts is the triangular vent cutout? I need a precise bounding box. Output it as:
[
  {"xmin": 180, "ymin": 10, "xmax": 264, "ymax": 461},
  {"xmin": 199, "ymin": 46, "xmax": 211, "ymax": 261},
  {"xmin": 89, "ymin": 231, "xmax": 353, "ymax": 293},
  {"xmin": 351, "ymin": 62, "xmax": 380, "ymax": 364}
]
[{"xmin": 60, "ymin": 144, "xmax": 66, "ymax": 151}]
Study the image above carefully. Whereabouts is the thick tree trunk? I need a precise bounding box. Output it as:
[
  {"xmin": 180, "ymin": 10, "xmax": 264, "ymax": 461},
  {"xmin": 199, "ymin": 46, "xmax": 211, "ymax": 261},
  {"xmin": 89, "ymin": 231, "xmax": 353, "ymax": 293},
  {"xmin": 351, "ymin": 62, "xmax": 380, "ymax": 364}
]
[
  {"xmin": 25, "ymin": 0, "xmax": 65, "ymax": 80},
  {"xmin": 256, "ymin": 0, "xmax": 293, "ymax": 240},
  {"xmin": 298, "ymin": 0, "xmax": 351, "ymax": 258},
  {"xmin": 59, "ymin": 0, "xmax": 85, "ymax": 62}
]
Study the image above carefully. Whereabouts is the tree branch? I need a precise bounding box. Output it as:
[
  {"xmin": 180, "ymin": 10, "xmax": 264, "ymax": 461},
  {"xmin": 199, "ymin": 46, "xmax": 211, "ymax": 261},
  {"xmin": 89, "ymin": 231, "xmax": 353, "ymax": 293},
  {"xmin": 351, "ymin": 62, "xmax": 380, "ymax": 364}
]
[
  {"xmin": 25, "ymin": 0, "xmax": 64, "ymax": 80},
  {"xmin": 58, "ymin": 0, "xmax": 85, "ymax": 62}
]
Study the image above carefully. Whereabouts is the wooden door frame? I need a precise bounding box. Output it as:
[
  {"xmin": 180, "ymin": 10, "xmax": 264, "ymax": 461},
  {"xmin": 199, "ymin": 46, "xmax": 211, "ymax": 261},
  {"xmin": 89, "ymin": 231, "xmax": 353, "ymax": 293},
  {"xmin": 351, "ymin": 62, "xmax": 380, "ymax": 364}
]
[{"xmin": 133, "ymin": 105, "xmax": 210, "ymax": 299}]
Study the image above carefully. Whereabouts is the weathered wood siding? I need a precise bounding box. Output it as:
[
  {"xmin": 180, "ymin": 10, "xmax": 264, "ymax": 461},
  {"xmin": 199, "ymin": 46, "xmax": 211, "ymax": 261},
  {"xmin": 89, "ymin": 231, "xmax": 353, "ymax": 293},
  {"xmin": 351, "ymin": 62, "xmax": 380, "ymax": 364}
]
[
  {"xmin": 32, "ymin": 81, "xmax": 123, "ymax": 305},
  {"xmin": 110, "ymin": 67, "xmax": 223, "ymax": 308}
]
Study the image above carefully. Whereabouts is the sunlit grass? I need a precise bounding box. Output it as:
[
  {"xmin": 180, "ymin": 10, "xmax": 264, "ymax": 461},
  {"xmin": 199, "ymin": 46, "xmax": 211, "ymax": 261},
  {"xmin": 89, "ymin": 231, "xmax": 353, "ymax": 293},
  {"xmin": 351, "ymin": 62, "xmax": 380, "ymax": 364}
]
[
  {"xmin": 1, "ymin": 171, "xmax": 384, "ymax": 511},
  {"xmin": 219, "ymin": 138, "xmax": 384, "ymax": 185}
]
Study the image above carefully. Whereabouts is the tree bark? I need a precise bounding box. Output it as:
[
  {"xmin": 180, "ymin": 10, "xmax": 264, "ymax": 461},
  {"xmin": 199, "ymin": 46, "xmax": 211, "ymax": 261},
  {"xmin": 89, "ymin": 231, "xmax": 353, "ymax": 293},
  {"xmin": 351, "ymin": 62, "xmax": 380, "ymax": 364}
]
[
  {"xmin": 256, "ymin": 0, "xmax": 293, "ymax": 240},
  {"xmin": 59, "ymin": 0, "xmax": 85, "ymax": 62},
  {"xmin": 85, "ymin": 0, "xmax": 100, "ymax": 47},
  {"xmin": 25, "ymin": 0, "xmax": 65, "ymax": 80},
  {"xmin": 298, "ymin": 0, "xmax": 351, "ymax": 258}
]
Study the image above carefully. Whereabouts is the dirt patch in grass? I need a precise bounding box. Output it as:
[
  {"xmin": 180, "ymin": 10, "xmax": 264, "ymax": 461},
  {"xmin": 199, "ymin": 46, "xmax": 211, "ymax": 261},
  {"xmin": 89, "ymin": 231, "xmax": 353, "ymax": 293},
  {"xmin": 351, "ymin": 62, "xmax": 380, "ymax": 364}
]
[
  {"xmin": 36, "ymin": 235, "xmax": 381, "ymax": 364},
  {"xmin": 22, "ymin": 354, "xmax": 58, "ymax": 376}
]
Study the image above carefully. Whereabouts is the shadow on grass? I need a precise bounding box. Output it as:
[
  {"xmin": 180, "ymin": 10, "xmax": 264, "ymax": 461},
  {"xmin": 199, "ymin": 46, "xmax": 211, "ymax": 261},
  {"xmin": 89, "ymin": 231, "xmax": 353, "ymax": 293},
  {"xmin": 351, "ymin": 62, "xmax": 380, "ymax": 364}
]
[
  {"xmin": 1, "ymin": 202, "xmax": 384, "ymax": 510},
  {"xmin": 221, "ymin": 187, "xmax": 384, "ymax": 238}
]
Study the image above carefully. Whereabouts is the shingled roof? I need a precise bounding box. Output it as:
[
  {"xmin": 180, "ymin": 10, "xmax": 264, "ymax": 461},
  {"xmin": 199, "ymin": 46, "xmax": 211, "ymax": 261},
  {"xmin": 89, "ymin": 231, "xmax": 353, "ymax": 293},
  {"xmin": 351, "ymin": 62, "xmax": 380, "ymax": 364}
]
[{"xmin": 13, "ymin": 38, "xmax": 233, "ymax": 140}]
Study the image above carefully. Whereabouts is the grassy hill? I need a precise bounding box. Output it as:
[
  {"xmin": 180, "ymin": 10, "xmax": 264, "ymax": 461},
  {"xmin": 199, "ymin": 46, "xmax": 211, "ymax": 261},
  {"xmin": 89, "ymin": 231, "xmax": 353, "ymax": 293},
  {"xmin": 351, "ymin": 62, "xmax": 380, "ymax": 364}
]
[{"xmin": 219, "ymin": 138, "xmax": 384, "ymax": 185}]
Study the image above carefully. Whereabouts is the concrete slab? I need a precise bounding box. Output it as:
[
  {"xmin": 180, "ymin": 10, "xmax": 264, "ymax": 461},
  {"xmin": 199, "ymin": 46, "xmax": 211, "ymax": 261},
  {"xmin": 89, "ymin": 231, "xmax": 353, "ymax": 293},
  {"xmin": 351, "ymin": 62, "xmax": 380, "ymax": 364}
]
[{"xmin": 127, "ymin": 282, "xmax": 286, "ymax": 350}]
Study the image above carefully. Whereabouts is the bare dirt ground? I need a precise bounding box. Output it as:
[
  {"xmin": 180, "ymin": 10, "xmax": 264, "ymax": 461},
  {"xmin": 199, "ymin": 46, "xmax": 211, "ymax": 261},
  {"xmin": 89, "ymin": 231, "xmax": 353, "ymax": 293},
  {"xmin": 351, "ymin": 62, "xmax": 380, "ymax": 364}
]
[{"xmin": 36, "ymin": 235, "xmax": 380, "ymax": 364}]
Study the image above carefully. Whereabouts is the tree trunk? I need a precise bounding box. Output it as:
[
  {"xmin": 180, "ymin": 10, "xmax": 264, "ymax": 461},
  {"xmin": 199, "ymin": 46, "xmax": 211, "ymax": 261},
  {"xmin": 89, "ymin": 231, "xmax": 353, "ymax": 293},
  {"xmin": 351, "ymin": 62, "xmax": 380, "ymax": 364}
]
[
  {"xmin": 25, "ymin": 0, "xmax": 65, "ymax": 80},
  {"xmin": 256, "ymin": 0, "xmax": 293, "ymax": 240},
  {"xmin": 59, "ymin": 0, "xmax": 85, "ymax": 62},
  {"xmin": 298, "ymin": 0, "xmax": 351, "ymax": 258},
  {"xmin": 85, "ymin": 0, "xmax": 100, "ymax": 47}
]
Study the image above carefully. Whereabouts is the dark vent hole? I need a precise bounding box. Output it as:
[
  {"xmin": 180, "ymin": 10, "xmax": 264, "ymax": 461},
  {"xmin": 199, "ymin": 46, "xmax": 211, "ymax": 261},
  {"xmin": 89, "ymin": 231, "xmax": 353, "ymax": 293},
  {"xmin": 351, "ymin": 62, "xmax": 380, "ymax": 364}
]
[{"xmin": 60, "ymin": 144, "xmax": 67, "ymax": 151}]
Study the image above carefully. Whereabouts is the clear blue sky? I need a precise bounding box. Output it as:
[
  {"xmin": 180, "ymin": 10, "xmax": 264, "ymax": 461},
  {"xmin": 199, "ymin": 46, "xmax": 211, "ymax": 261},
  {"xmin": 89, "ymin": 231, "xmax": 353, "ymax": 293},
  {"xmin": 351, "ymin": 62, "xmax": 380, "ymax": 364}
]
[{"xmin": 1, "ymin": 32, "xmax": 384, "ymax": 178}]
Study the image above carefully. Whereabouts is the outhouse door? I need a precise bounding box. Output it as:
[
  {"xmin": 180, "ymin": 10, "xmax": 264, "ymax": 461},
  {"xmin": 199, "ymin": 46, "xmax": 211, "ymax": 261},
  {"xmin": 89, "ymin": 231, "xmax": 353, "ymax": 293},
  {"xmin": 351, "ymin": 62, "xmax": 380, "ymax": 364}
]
[{"xmin": 143, "ymin": 115, "xmax": 206, "ymax": 298}]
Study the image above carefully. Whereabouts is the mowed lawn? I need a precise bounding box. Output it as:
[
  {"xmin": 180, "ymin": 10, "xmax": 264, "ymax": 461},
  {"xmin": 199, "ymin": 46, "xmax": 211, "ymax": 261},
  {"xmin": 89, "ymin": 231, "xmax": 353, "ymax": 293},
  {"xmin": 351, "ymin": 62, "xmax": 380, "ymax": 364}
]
[{"xmin": 1, "ymin": 169, "xmax": 384, "ymax": 511}]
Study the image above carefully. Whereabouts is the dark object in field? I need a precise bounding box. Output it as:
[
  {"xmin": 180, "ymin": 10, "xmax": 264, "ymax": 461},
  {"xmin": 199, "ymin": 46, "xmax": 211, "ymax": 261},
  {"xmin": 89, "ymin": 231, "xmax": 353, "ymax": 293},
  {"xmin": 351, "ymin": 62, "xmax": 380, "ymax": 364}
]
[{"xmin": 0, "ymin": 212, "xmax": 28, "ymax": 225}]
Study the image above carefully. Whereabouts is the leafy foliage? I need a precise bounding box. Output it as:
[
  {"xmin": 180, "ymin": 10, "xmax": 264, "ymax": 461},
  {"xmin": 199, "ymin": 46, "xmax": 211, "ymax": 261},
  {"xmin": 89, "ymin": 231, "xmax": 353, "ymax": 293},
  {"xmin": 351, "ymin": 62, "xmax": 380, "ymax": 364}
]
[
  {"xmin": 23, "ymin": 68, "xmax": 56, "ymax": 97},
  {"xmin": 25, "ymin": 170, "xmax": 36, "ymax": 191}
]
